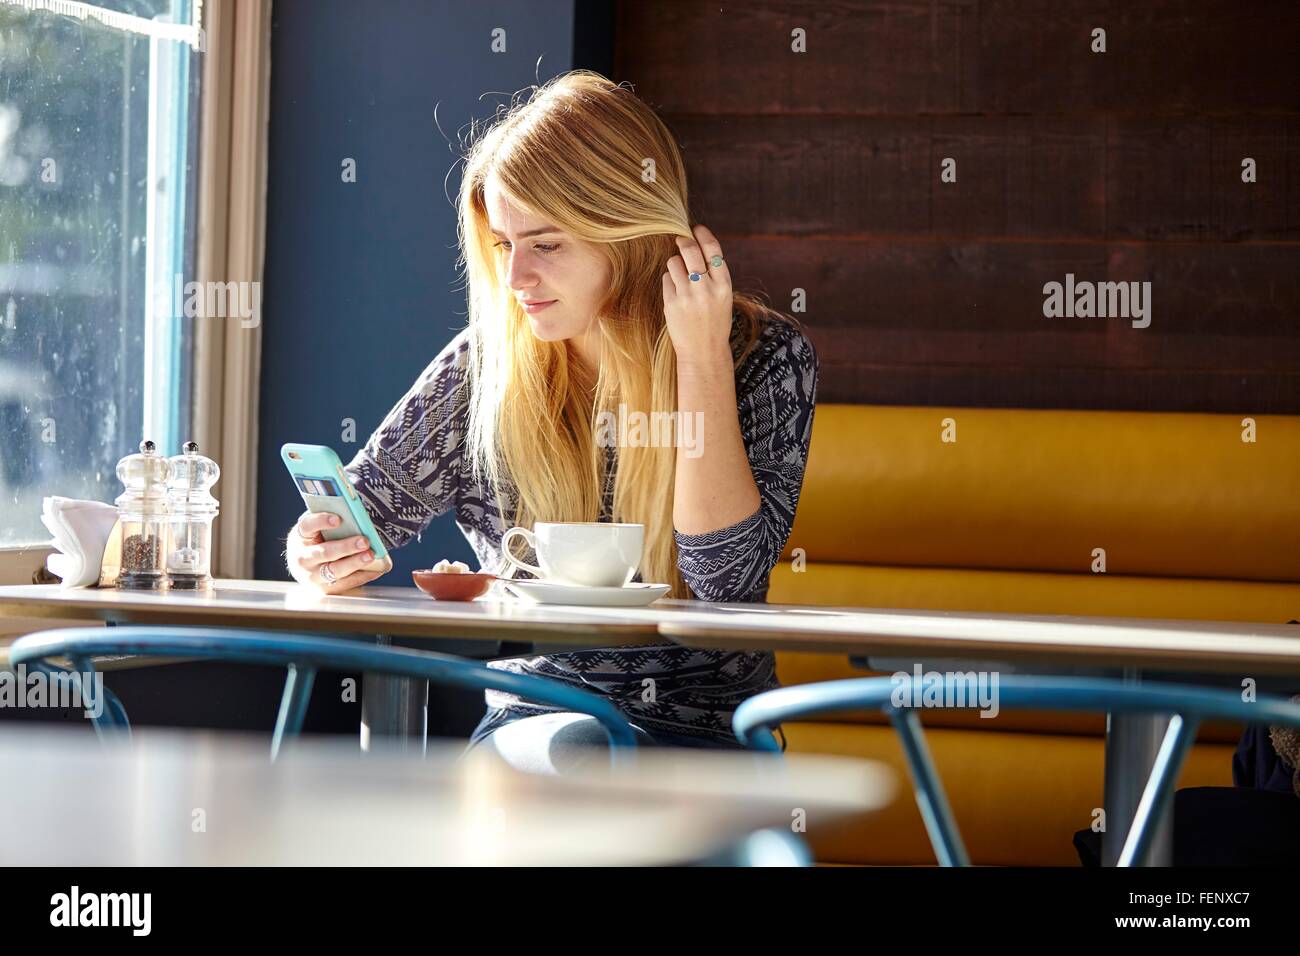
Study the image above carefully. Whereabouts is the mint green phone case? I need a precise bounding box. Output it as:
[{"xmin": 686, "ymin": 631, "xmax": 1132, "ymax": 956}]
[{"xmin": 280, "ymin": 443, "xmax": 389, "ymax": 563}]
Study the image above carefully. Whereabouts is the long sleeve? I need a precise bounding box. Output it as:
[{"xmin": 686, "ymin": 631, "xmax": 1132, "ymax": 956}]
[
  {"xmin": 673, "ymin": 319, "xmax": 819, "ymax": 602},
  {"xmin": 342, "ymin": 330, "xmax": 472, "ymax": 552}
]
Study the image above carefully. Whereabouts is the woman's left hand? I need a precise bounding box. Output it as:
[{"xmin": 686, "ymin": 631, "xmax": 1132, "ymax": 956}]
[{"xmin": 663, "ymin": 224, "xmax": 734, "ymax": 364}]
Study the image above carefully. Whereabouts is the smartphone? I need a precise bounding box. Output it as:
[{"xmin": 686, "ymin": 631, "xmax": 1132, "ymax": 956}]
[{"xmin": 280, "ymin": 443, "xmax": 389, "ymax": 564}]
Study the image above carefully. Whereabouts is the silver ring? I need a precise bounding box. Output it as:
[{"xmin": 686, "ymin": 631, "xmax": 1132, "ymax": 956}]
[
  {"xmin": 689, "ymin": 271, "xmax": 704, "ymax": 281},
  {"xmin": 318, "ymin": 561, "xmax": 337, "ymax": 585}
]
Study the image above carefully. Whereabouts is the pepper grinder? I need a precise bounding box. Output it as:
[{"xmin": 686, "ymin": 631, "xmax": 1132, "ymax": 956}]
[
  {"xmin": 165, "ymin": 441, "xmax": 220, "ymax": 590},
  {"xmin": 113, "ymin": 439, "xmax": 172, "ymax": 590}
]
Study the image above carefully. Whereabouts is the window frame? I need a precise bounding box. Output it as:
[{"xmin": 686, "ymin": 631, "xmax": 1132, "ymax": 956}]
[
  {"xmin": 189, "ymin": 0, "xmax": 271, "ymax": 581},
  {"xmin": 0, "ymin": 0, "xmax": 271, "ymax": 587}
]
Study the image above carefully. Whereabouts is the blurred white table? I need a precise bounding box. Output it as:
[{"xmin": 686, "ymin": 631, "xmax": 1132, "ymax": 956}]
[{"xmin": 0, "ymin": 725, "xmax": 895, "ymax": 866}]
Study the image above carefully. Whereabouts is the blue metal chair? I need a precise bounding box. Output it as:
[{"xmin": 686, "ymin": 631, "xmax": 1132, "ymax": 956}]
[
  {"xmin": 9, "ymin": 626, "xmax": 639, "ymax": 766},
  {"xmin": 733, "ymin": 673, "xmax": 1300, "ymax": 867}
]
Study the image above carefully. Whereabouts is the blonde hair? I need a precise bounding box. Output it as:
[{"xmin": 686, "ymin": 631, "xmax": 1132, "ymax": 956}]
[{"xmin": 455, "ymin": 70, "xmax": 790, "ymax": 598}]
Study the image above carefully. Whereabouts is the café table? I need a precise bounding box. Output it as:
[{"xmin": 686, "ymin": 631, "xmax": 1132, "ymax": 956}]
[
  {"xmin": 4, "ymin": 581, "xmax": 1297, "ymax": 864},
  {"xmin": 651, "ymin": 603, "xmax": 1300, "ymax": 866},
  {"xmin": 0, "ymin": 723, "xmax": 895, "ymax": 865},
  {"xmin": 0, "ymin": 578, "xmax": 673, "ymax": 747},
  {"xmin": 0, "ymin": 580, "xmax": 792, "ymax": 746}
]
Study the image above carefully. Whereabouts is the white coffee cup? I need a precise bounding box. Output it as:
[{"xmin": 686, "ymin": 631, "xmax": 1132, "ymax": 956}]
[{"xmin": 500, "ymin": 521, "xmax": 644, "ymax": 588}]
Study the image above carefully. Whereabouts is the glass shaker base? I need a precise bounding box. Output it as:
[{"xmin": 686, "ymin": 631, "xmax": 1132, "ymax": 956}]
[
  {"xmin": 167, "ymin": 575, "xmax": 212, "ymax": 590},
  {"xmin": 116, "ymin": 574, "xmax": 168, "ymax": 591}
]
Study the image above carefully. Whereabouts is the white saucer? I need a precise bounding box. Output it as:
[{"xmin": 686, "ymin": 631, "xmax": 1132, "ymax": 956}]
[{"xmin": 502, "ymin": 579, "xmax": 671, "ymax": 607}]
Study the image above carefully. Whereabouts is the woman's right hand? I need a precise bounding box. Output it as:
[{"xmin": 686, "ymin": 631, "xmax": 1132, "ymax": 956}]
[{"xmin": 285, "ymin": 511, "xmax": 392, "ymax": 594}]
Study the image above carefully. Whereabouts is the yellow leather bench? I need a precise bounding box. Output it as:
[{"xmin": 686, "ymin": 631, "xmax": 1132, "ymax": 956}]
[{"xmin": 769, "ymin": 404, "xmax": 1300, "ymax": 865}]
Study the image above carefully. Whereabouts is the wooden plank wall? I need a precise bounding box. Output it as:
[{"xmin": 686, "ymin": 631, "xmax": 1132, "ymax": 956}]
[{"xmin": 613, "ymin": 0, "xmax": 1299, "ymax": 411}]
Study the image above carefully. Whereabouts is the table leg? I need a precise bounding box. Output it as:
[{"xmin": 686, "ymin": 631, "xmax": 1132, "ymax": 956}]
[
  {"xmin": 360, "ymin": 634, "xmax": 428, "ymax": 753},
  {"xmin": 1102, "ymin": 668, "xmax": 1174, "ymax": 866}
]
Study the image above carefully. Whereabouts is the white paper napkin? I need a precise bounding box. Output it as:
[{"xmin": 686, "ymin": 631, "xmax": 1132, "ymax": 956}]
[{"xmin": 40, "ymin": 496, "xmax": 119, "ymax": 588}]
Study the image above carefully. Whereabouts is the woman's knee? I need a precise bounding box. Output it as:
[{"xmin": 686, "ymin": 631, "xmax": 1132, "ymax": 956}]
[{"xmin": 465, "ymin": 712, "xmax": 651, "ymax": 775}]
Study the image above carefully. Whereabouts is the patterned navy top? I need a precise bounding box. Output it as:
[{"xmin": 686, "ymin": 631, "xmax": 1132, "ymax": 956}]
[{"xmin": 343, "ymin": 315, "xmax": 819, "ymax": 745}]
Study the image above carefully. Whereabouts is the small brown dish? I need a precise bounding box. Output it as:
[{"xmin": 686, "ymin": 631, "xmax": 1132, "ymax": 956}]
[{"xmin": 411, "ymin": 570, "xmax": 497, "ymax": 601}]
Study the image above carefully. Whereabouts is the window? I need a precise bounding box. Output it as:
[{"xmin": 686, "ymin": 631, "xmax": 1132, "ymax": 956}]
[{"xmin": 0, "ymin": 0, "xmax": 203, "ymax": 549}]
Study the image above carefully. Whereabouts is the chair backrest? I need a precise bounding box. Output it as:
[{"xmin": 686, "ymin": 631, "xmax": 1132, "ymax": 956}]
[
  {"xmin": 733, "ymin": 673, "xmax": 1300, "ymax": 866},
  {"xmin": 10, "ymin": 626, "xmax": 639, "ymax": 761}
]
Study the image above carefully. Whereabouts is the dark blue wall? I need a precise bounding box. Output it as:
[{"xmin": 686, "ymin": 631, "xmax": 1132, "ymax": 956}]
[{"xmin": 256, "ymin": 0, "xmax": 581, "ymax": 585}]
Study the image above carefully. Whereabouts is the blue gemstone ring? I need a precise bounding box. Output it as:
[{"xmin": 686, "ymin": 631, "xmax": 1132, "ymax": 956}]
[{"xmin": 689, "ymin": 255, "xmax": 724, "ymax": 281}]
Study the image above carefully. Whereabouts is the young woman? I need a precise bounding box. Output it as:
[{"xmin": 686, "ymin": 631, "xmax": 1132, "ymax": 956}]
[{"xmin": 284, "ymin": 71, "xmax": 818, "ymax": 773}]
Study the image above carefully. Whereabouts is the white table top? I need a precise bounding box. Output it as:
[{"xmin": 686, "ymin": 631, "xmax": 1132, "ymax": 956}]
[
  {"xmin": 0, "ymin": 725, "xmax": 895, "ymax": 865},
  {"xmin": 656, "ymin": 605, "xmax": 1300, "ymax": 674},
  {"xmin": 1, "ymin": 580, "xmax": 1297, "ymax": 674},
  {"xmin": 0, "ymin": 578, "xmax": 687, "ymax": 644}
]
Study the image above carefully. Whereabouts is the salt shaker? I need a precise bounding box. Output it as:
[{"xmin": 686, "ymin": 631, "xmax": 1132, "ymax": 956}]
[
  {"xmin": 114, "ymin": 439, "xmax": 171, "ymax": 590},
  {"xmin": 165, "ymin": 441, "xmax": 220, "ymax": 590}
]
